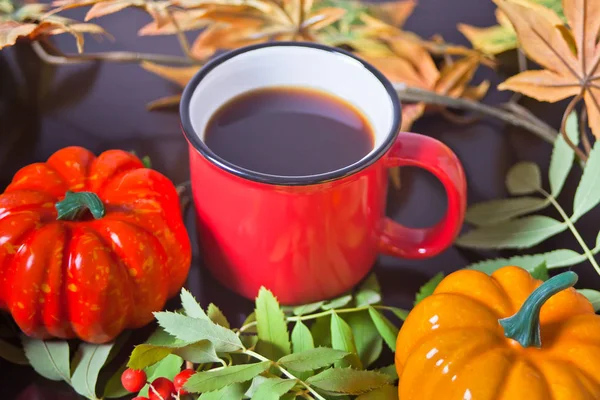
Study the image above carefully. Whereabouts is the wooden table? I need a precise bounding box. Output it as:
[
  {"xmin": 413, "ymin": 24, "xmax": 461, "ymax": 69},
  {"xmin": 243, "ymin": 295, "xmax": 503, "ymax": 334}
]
[{"xmin": 2, "ymin": 0, "xmax": 599, "ymax": 397}]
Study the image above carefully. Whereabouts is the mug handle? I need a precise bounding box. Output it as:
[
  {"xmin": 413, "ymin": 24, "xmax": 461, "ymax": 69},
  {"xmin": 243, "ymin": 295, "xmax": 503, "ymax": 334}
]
[{"xmin": 378, "ymin": 132, "xmax": 467, "ymax": 259}]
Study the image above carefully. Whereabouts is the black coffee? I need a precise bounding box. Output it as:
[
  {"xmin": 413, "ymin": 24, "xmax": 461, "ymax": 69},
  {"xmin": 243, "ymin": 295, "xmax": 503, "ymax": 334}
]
[{"xmin": 205, "ymin": 87, "xmax": 374, "ymax": 176}]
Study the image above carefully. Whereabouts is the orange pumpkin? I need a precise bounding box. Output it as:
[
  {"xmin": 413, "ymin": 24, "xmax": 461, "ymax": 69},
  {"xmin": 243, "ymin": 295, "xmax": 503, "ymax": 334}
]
[{"xmin": 396, "ymin": 266, "xmax": 600, "ymax": 399}]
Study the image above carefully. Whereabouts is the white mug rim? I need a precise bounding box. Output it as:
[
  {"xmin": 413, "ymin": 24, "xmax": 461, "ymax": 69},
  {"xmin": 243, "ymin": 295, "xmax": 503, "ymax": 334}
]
[{"xmin": 179, "ymin": 41, "xmax": 402, "ymax": 186}]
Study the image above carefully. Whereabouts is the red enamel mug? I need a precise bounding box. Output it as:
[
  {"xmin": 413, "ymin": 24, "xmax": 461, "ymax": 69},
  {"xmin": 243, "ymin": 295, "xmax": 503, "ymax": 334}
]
[{"xmin": 180, "ymin": 42, "xmax": 466, "ymax": 305}]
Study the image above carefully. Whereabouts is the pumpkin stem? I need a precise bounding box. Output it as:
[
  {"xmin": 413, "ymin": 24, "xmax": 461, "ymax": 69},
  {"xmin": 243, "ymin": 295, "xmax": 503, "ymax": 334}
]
[
  {"xmin": 55, "ymin": 191, "xmax": 105, "ymax": 221},
  {"xmin": 499, "ymin": 271, "xmax": 578, "ymax": 348}
]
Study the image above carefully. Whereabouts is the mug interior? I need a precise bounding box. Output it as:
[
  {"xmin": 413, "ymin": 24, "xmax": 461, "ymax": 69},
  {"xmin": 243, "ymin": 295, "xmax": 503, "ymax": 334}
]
[{"xmin": 182, "ymin": 43, "xmax": 400, "ymax": 184}]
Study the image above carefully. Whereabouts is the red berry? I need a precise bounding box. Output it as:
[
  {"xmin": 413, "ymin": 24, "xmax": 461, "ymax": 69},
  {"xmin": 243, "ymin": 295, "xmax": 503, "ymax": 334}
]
[
  {"xmin": 174, "ymin": 369, "xmax": 195, "ymax": 395},
  {"xmin": 121, "ymin": 368, "xmax": 147, "ymax": 393},
  {"xmin": 132, "ymin": 397, "xmax": 150, "ymax": 400},
  {"xmin": 149, "ymin": 377, "xmax": 176, "ymax": 400}
]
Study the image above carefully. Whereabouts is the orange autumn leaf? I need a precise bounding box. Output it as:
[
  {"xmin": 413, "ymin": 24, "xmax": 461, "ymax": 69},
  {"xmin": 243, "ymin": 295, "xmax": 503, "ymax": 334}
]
[
  {"xmin": 367, "ymin": 0, "xmax": 416, "ymax": 28},
  {"xmin": 140, "ymin": 61, "xmax": 201, "ymax": 87},
  {"xmin": 496, "ymin": 0, "xmax": 600, "ymax": 138},
  {"xmin": 138, "ymin": 9, "xmax": 210, "ymax": 35}
]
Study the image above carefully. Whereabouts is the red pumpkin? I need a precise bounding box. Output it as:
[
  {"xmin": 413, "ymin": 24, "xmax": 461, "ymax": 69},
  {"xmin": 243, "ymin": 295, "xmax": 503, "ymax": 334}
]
[{"xmin": 0, "ymin": 147, "xmax": 191, "ymax": 343}]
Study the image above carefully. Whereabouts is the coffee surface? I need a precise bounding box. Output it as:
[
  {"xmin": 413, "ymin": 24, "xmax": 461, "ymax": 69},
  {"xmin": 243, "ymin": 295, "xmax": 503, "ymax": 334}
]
[{"xmin": 204, "ymin": 86, "xmax": 374, "ymax": 177}]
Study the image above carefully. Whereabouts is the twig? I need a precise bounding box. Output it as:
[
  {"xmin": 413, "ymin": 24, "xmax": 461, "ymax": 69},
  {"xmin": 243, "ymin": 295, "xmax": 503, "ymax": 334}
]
[
  {"xmin": 394, "ymin": 84, "xmax": 559, "ymax": 144},
  {"xmin": 167, "ymin": 9, "xmax": 195, "ymax": 60},
  {"xmin": 560, "ymin": 94, "xmax": 587, "ymax": 162},
  {"xmin": 580, "ymin": 107, "xmax": 592, "ymax": 155},
  {"xmin": 509, "ymin": 49, "xmax": 527, "ymax": 103},
  {"xmin": 31, "ymin": 40, "xmax": 199, "ymax": 66}
]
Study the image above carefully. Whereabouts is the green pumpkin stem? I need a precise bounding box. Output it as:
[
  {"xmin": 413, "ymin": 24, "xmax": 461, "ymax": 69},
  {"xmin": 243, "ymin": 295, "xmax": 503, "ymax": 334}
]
[
  {"xmin": 55, "ymin": 191, "xmax": 105, "ymax": 221},
  {"xmin": 499, "ymin": 271, "xmax": 578, "ymax": 348}
]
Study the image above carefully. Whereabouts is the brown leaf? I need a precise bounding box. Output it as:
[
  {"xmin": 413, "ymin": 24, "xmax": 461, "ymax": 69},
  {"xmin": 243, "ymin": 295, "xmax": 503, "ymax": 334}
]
[
  {"xmin": 147, "ymin": 94, "xmax": 183, "ymax": 110},
  {"xmin": 434, "ymin": 54, "xmax": 482, "ymax": 98},
  {"xmin": 140, "ymin": 61, "xmax": 200, "ymax": 87},
  {"xmin": 367, "ymin": 0, "xmax": 416, "ymax": 28},
  {"xmin": 302, "ymin": 7, "xmax": 346, "ymax": 31},
  {"xmin": 138, "ymin": 10, "xmax": 210, "ymax": 35},
  {"xmin": 495, "ymin": 0, "xmax": 600, "ymax": 137}
]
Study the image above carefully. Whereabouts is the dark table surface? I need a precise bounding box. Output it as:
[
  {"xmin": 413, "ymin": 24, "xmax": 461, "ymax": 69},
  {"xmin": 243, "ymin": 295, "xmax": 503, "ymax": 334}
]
[{"xmin": 2, "ymin": 0, "xmax": 600, "ymax": 398}]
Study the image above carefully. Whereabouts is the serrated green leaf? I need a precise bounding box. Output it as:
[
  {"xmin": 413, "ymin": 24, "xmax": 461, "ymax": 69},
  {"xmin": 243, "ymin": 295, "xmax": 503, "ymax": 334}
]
[
  {"xmin": 506, "ymin": 162, "xmax": 542, "ymax": 195},
  {"xmin": 573, "ymin": 142, "xmax": 600, "ymax": 221},
  {"xmin": 245, "ymin": 375, "xmax": 270, "ymax": 397},
  {"xmin": 355, "ymin": 274, "xmax": 382, "ymax": 307},
  {"xmin": 103, "ymin": 362, "xmax": 128, "ymax": 399},
  {"xmin": 139, "ymin": 354, "xmax": 184, "ymax": 397},
  {"xmin": 530, "ymin": 261, "xmax": 549, "ymax": 281},
  {"xmin": 415, "ymin": 273, "xmax": 444, "ymax": 305},
  {"xmin": 251, "ymin": 377, "xmax": 297, "ymax": 399},
  {"xmin": 549, "ymin": 111, "xmax": 579, "ymax": 197},
  {"xmin": 467, "ymin": 249, "xmax": 586, "ymax": 274},
  {"xmin": 367, "ymin": 307, "xmax": 398, "ymax": 351},
  {"xmin": 185, "ymin": 361, "xmax": 272, "ymax": 393},
  {"xmin": 311, "ymin": 316, "xmax": 331, "ymax": 347},
  {"xmin": 376, "ymin": 365, "xmax": 398, "ymax": 381},
  {"xmin": 0, "ymin": 338, "xmax": 27, "ymax": 365},
  {"xmin": 322, "ymin": 295, "xmax": 353, "ymax": 310},
  {"xmin": 241, "ymin": 312, "xmax": 257, "ymax": 334},
  {"xmin": 154, "ymin": 311, "xmax": 243, "ymax": 352},
  {"xmin": 281, "ymin": 393, "xmax": 298, "ymax": 400},
  {"xmin": 22, "ymin": 338, "xmax": 70, "ymax": 382},
  {"xmin": 71, "ymin": 342, "xmax": 114, "ymax": 399},
  {"xmin": 388, "ymin": 307, "xmax": 409, "ymax": 321},
  {"xmin": 181, "ymin": 288, "xmax": 208, "ymax": 319},
  {"xmin": 291, "ymin": 321, "xmax": 314, "ymax": 353},
  {"xmin": 356, "ymin": 385, "xmax": 398, "ymax": 400},
  {"xmin": 293, "ymin": 301, "xmax": 325, "ymax": 316},
  {"xmin": 255, "ymin": 287, "xmax": 291, "ymax": 360},
  {"xmin": 128, "ymin": 340, "xmax": 220, "ymax": 370},
  {"xmin": 345, "ymin": 312, "xmax": 382, "ymax": 368},
  {"xmin": 208, "ymin": 303, "xmax": 231, "ymax": 329},
  {"xmin": 456, "ymin": 216, "xmax": 566, "ymax": 249},
  {"xmin": 199, "ymin": 382, "xmax": 249, "ymax": 400},
  {"xmin": 279, "ymin": 347, "xmax": 349, "ymax": 371},
  {"xmin": 465, "ymin": 197, "xmax": 548, "ymax": 226},
  {"xmin": 578, "ymin": 289, "xmax": 600, "ymax": 312},
  {"xmin": 331, "ymin": 311, "xmax": 361, "ymax": 369},
  {"xmin": 307, "ymin": 368, "xmax": 391, "ymax": 394},
  {"xmin": 146, "ymin": 326, "xmax": 186, "ymax": 347}
]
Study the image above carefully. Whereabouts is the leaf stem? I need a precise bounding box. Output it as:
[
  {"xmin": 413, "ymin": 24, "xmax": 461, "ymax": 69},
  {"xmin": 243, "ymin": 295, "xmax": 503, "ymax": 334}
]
[
  {"xmin": 287, "ymin": 305, "xmax": 402, "ymax": 322},
  {"xmin": 541, "ymin": 188, "xmax": 600, "ymax": 276},
  {"xmin": 32, "ymin": 40, "xmax": 199, "ymax": 66},
  {"xmin": 580, "ymin": 107, "xmax": 592, "ymax": 155},
  {"xmin": 394, "ymin": 84, "xmax": 558, "ymax": 144},
  {"xmin": 243, "ymin": 350, "xmax": 326, "ymax": 400},
  {"xmin": 167, "ymin": 9, "xmax": 194, "ymax": 60},
  {"xmin": 560, "ymin": 94, "xmax": 588, "ymax": 162}
]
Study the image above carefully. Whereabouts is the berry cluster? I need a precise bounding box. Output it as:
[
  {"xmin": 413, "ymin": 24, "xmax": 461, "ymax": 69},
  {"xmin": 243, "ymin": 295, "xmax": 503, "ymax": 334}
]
[{"xmin": 121, "ymin": 367, "xmax": 195, "ymax": 399}]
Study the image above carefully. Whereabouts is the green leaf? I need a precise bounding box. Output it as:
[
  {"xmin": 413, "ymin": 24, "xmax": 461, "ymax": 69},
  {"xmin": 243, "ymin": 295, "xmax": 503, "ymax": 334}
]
[
  {"xmin": 330, "ymin": 311, "xmax": 361, "ymax": 369},
  {"xmin": 414, "ymin": 272, "xmax": 444, "ymax": 306},
  {"xmin": 181, "ymin": 288, "xmax": 208, "ymax": 319},
  {"xmin": 549, "ymin": 111, "xmax": 579, "ymax": 197},
  {"xmin": 578, "ymin": 289, "xmax": 600, "ymax": 312},
  {"xmin": 0, "ymin": 338, "xmax": 27, "ymax": 365},
  {"xmin": 142, "ymin": 155, "xmax": 152, "ymax": 169},
  {"xmin": 505, "ymin": 162, "xmax": 542, "ymax": 195},
  {"xmin": 22, "ymin": 338, "xmax": 71, "ymax": 382},
  {"xmin": 103, "ymin": 362, "xmax": 129, "ymax": 399},
  {"xmin": 388, "ymin": 307, "xmax": 409, "ymax": 321},
  {"xmin": 139, "ymin": 354, "xmax": 183, "ymax": 397},
  {"xmin": 306, "ymin": 368, "xmax": 392, "ymax": 394},
  {"xmin": 241, "ymin": 312, "xmax": 257, "ymax": 334},
  {"xmin": 154, "ymin": 311, "xmax": 243, "ymax": 352},
  {"xmin": 251, "ymin": 377, "xmax": 297, "ymax": 399},
  {"xmin": 146, "ymin": 326, "xmax": 186, "ymax": 347},
  {"xmin": 455, "ymin": 216, "xmax": 566, "ymax": 249},
  {"xmin": 199, "ymin": 383, "xmax": 249, "ymax": 400},
  {"xmin": 376, "ymin": 365, "xmax": 398, "ymax": 381},
  {"xmin": 322, "ymin": 295, "xmax": 353, "ymax": 310},
  {"xmin": 279, "ymin": 347, "xmax": 349, "ymax": 371},
  {"xmin": 367, "ymin": 307, "xmax": 399, "ymax": 351},
  {"xmin": 465, "ymin": 197, "xmax": 548, "ymax": 226},
  {"xmin": 530, "ymin": 261, "xmax": 549, "ymax": 281},
  {"xmin": 71, "ymin": 342, "xmax": 114, "ymax": 400},
  {"xmin": 208, "ymin": 303, "xmax": 231, "ymax": 329},
  {"xmin": 356, "ymin": 385, "xmax": 398, "ymax": 400},
  {"xmin": 573, "ymin": 142, "xmax": 600, "ymax": 221},
  {"xmin": 345, "ymin": 312, "xmax": 382, "ymax": 368},
  {"xmin": 311, "ymin": 316, "xmax": 332, "ymax": 347},
  {"xmin": 255, "ymin": 287, "xmax": 291, "ymax": 360},
  {"xmin": 291, "ymin": 321, "xmax": 314, "ymax": 353},
  {"xmin": 355, "ymin": 274, "xmax": 382, "ymax": 307},
  {"xmin": 128, "ymin": 340, "xmax": 220, "ymax": 369},
  {"xmin": 185, "ymin": 361, "xmax": 272, "ymax": 393},
  {"xmin": 293, "ymin": 301, "xmax": 325, "ymax": 316},
  {"xmin": 467, "ymin": 249, "xmax": 586, "ymax": 274}
]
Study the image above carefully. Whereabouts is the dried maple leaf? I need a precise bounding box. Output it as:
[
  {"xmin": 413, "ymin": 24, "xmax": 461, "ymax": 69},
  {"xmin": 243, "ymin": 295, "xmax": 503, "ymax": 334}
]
[
  {"xmin": 458, "ymin": 0, "xmax": 564, "ymax": 55},
  {"xmin": 1, "ymin": 3, "xmax": 105, "ymax": 51},
  {"xmin": 495, "ymin": 0, "xmax": 600, "ymax": 138},
  {"xmin": 138, "ymin": 9, "xmax": 210, "ymax": 35}
]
